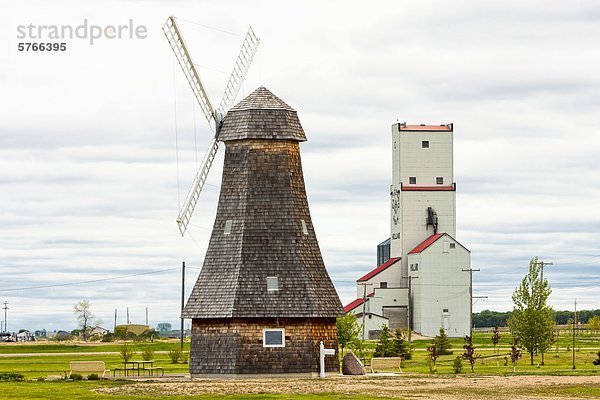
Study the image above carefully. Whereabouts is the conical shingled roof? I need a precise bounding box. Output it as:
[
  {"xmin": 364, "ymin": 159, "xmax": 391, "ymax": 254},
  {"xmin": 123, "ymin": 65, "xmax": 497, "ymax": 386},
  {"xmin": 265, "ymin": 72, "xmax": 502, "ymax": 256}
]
[{"xmin": 218, "ymin": 86, "xmax": 307, "ymax": 142}]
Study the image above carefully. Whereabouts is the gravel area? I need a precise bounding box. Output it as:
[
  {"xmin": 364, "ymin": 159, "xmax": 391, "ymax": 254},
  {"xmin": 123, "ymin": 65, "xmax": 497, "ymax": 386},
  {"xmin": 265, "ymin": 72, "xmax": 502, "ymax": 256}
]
[{"xmin": 95, "ymin": 374, "xmax": 600, "ymax": 399}]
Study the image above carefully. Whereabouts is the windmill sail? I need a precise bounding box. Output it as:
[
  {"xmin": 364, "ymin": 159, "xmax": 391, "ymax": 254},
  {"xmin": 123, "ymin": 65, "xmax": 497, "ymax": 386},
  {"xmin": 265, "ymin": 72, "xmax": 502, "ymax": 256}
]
[
  {"xmin": 216, "ymin": 27, "xmax": 260, "ymax": 122},
  {"xmin": 163, "ymin": 16, "xmax": 260, "ymax": 236},
  {"xmin": 163, "ymin": 16, "xmax": 216, "ymax": 127}
]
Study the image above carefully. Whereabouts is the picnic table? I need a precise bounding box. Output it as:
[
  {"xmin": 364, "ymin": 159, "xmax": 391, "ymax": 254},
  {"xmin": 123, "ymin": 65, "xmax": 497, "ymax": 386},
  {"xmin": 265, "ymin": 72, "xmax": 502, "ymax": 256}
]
[{"xmin": 114, "ymin": 360, "xmax": 163, "ymax": 377}]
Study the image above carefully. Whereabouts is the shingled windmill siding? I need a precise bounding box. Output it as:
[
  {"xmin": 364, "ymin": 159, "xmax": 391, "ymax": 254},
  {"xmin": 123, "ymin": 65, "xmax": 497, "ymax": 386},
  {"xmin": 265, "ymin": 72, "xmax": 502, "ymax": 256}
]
[{"xmin": 182, "ymin": 87, "xmax": 343, "ymax": 376}]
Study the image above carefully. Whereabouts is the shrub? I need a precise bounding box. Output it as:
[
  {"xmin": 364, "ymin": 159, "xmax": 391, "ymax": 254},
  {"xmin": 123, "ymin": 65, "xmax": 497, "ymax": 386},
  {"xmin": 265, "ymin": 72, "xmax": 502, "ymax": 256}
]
[
  {"xmin": 453, "ymin": 357, "xmax": 463, "ymax": 374},
  {"xmin": 434, "ymin": 327, "xmax": 453, "ymax": 355},
  {"xmin": 0, "ymin": 372, "xmax": 24, "ymax": 381},
  {"xmin": 426, "ymin": 344, "xmax": 439, "ymax": 373},
  {"xmin": 101, "ymin": 333, "xmax": 114, "ymax": 342},
  {"xmin": 142, "ymin": 346, "xmax": 155, "ymax": 361},
  {"xmin": 373, "ymin": 325, "xmax": 394, "ymax": 357},
  {"xmin": 119, "ymin": 343, "xmax": 135, "ymax": 362},
  {"xmin": 181, "ymin": 351, "xmax": 189, "ymax": 364},
  {"xmin": 592, "ymin": 351, "xmax": 600, "ymax": 366},
  {"xmin": 87, "ymin": 373, "xmax": 100, "ymax": 380},
  {"xmin": 392, "ymin": 329, "xmax": 412, "ymax": 360},
  {"xmin": 70, "ymin": 373, "xmax": 83, "ymax": 381},
  {"xmin": 168, "ymin": 347, "xmax": 182, "ymax": 363}
]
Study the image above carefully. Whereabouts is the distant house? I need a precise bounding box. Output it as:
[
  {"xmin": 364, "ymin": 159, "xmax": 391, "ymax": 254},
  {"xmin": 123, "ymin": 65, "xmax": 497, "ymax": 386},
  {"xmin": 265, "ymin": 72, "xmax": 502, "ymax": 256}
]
[
  {"xmin": 16, "ymin": 330, "xmax": 35, "ymax": 342},
  {"xmin": 89, "ymin": 326, "xmax": 109, "ymax": 336}
]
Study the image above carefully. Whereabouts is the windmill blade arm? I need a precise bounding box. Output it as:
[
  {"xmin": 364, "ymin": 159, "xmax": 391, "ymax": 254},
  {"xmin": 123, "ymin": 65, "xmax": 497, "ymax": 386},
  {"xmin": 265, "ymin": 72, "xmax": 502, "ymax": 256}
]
[
  {"xmin": 217, "ymin": 26, "xmax": 261, "ymax": 118},
  {"xmin": 163, "ymin": 16, "xmax": 216, "ymax": 127},
  {"xmin": 176, "ymin": 137, "xmax": 219, "ymax": 236}
]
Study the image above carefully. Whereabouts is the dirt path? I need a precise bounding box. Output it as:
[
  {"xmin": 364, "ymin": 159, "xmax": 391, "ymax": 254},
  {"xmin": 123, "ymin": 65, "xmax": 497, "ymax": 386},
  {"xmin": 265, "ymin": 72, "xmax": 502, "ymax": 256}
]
[
  {"xmin": 0, "ymin": 351, "xmax": 173, "ymax": 358},
  {"xmin": 96, "ymin": 374, "xmax": 600, "ymax": 399}
]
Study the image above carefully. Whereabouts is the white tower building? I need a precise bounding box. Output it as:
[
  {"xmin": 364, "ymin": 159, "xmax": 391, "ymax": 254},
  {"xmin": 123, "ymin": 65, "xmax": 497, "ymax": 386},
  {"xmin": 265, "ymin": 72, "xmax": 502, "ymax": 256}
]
[{"xmin": 345, "ymin": 123, "xmax": 471, "ymax": 338}]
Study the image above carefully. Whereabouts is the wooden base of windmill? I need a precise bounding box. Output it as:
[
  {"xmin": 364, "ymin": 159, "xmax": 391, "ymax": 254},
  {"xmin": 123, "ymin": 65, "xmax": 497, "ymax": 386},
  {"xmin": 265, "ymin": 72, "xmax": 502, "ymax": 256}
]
[{"xmin": 189, "ymin": 318, "xmax": 339, "ymax": 376}]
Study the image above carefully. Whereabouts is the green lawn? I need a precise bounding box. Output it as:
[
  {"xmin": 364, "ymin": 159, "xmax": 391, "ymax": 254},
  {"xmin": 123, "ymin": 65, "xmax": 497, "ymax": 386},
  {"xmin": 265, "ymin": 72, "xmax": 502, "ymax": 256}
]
[
  {"xmin": 0, "ymin": 353, "xmax": 189, "ymax": 379},
  {"xmin": 0, "ymin": 381, "xmax": 383, "ymax": 400},
  {"xmin": 0, "ymin": 340, "xmax": 190, "ymax": 354}
]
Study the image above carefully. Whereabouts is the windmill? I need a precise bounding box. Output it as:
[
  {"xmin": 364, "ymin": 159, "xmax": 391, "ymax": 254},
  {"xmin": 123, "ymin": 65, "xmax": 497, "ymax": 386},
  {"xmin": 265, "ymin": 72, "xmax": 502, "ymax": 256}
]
[{"xmin": 162, "ymin": 16, "xmax": 260, "ymax": 236}]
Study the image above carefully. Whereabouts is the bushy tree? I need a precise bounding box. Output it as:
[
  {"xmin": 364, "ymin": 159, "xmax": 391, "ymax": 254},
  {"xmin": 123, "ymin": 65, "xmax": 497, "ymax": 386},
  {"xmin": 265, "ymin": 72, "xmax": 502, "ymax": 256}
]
[
  {"xmin": 337, "ymin": 313, "xmax": 362, "ymax": 356},
  {"xmin": 119, "ymin": 343, "xmax": 134, "ymax": 362},
  {"xmin": 392, "ymin": 328, "xmax": 411, "ymax": 360},
  {"xmin": 588, "ymin": 316, "xmax": 600, "ymax": 333},
  {"xmin": 434, "ymin": 327, "xmax": 453, "ymax": 355},
  {"xmin": 374, "ymin": 325, "xmax": 395, "ymax": 357},
  {"xmin": 508, "ymin": 257, "xmax": 555, "ymax": 365}
]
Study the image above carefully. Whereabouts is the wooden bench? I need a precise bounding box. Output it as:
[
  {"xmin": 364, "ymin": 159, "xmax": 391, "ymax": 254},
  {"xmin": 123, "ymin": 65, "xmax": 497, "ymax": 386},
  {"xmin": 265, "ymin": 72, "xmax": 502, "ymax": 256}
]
[
  {"xmin": 370, "ymin": 357, "xmax": 402, "ymax": 373},
  {"xmin": 69, "ymin": 361, "xmax": 110, "ymax": 379}
]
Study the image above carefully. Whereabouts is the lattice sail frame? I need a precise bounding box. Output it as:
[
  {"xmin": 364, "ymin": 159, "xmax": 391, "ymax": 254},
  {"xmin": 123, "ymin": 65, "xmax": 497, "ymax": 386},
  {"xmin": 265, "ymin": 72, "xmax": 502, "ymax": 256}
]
[{"xmin": 162, "ymin": 16, "xmax": 260, "ymax": 236}]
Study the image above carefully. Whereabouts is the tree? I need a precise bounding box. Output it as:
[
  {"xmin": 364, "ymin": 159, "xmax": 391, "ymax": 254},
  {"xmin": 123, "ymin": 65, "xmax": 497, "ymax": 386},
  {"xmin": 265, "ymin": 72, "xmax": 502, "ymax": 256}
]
[
  {"xmin": 374, "ymin": 325, "xmax": 395, "ymax": 357},
  {"xmin": 73, "ymin": 300, "xmax": 95, "ymax": 341},
  {"xmin": 508, "ymin": 257, "xmax": 555, "ymax": 365},
  {"xmin": 491, "ymin": 326, "xmax": 501, "ymax": 354},
  {"xmin": 588, "ymin": 316, "xmax": 600, "ymax": 334},
  {"xmin": 461, "ymin": 335, "xmax": 477, "ymax": 372},
  {"xmin": 119, "ymin": 343, "xmax": 134, "ymax": 362},
  {"xmin": 157, "ymin": 323, "xmax": 172, "ymax": 333},
  {"xmin": 336, "ymin": 313, "xmax": 362, "ymax": 356},
  {"xmin": 509, "ymin": 338, "xmax": 522, "ymax": 372},
  {"xmin": 392, "ymin": 328, "xmax": 411, "ymax": 360},
  {"xmin": 434, "ymin": 327, "xmax": 453, "ymax": 355},
  {"xmin": 426, "ymin": 343, "xmax": 439, "ymax": 373}
]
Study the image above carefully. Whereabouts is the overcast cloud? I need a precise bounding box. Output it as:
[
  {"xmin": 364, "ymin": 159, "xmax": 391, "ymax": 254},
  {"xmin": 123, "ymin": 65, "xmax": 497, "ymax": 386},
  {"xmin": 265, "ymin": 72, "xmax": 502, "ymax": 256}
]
[{"xmin": 1, "ymin": 0, "xmax": 599, "ymax": 332}]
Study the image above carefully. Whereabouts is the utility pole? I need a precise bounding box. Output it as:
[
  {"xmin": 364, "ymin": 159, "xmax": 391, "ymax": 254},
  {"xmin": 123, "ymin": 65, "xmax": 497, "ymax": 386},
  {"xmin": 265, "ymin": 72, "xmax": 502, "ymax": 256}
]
[
  {"xmin": 363, "ymin": 282, "xmax": 367, "ymax": 340},
  {"xmin": 145, "ymin": 307, "xmax": 148, "ymax": 325},
  {"xmin": 114, "ymin": 309, "xmax": 117, "ymax": 331},
  {"xmin": 126, "ymin": 307, "xmax": 130, "ymax": 325},
  {"xmin": 572, "ymin": 299, "xmax": 577, "ymax": 369},
  {"xmin": 180, "ymin": 261, "xmax": 186, "ymax": 350},
  {"xmin": 462, "ymin": 269, "xmax": 480, "ymax": 337},
  {"xmin": 537, "ymin": 260, "xmax": 553, "ymax": 283},
  {"xmin": 402, "ymin": 276, "xmax": 418, "ymax": 343},
  {"xmin": 2, "ymin": 302, "xmax": 8, "ymax": 333}
]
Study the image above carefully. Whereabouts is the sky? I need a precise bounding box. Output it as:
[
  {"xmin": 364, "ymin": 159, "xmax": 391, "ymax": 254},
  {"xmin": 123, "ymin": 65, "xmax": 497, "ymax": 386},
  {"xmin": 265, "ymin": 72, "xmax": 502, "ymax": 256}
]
[{"xmin": 1, "ymin": 0, "xmax": 599, "ymax": 332}]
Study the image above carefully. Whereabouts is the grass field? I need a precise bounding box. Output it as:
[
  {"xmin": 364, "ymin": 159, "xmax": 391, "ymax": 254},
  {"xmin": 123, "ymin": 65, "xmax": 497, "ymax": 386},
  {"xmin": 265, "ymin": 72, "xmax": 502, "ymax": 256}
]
[{"xmin": 0, "ymin": 333, "xmax": 598, "ymax": 399}]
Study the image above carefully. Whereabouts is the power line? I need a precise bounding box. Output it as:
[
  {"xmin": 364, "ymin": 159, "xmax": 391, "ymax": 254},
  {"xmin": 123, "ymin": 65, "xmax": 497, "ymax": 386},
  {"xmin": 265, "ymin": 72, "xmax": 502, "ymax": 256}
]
[{"xmin": 0, "ymin": 267, "xmax": 179, "ymax": 293}]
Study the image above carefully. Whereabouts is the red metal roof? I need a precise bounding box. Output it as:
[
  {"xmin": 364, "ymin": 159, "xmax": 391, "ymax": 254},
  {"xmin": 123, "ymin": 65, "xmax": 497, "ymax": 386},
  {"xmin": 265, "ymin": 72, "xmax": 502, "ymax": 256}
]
[
  {"xmin": 399, "ymin": 124, "xmax": 452, "ymax": 131},
  {"xmin": 356, "ymin": 257, "xmax": 401, "ymax": 282},
  {"xmin": 408, "ymin": 233, "xmax": 445, "ymax": 254},
  {"xmin": 343, "ymin": 293, "xmax": 375, "ymax": 313},
  {"xmin": 344, "ymin": 298, "xmax": 366, "ymax": 313},
  {"xmin": 402, "ymin": 185, "xmax": 455, "ymax": 191}
]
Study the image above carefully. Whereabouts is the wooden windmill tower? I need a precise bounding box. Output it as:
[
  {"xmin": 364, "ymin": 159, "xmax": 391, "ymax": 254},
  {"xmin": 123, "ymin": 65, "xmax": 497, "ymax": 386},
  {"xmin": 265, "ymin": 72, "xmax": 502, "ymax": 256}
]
[{"xmin": 163, "ymin": 17, "xmax": 343, "ymax": 376}]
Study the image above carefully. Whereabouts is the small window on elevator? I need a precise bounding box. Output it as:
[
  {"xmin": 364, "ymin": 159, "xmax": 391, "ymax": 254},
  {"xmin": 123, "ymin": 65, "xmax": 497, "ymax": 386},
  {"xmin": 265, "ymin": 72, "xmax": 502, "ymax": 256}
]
[
  {"xmin": 436, "ymin": 177, "xmax": 444, "ymax": 185},
  {"xmin": 409, "ymin": 177, "xmax": 417, "ymax": 184},
  {"xmin": 422, "ymin": 140, "xmax": 429, "ymax": 148}
]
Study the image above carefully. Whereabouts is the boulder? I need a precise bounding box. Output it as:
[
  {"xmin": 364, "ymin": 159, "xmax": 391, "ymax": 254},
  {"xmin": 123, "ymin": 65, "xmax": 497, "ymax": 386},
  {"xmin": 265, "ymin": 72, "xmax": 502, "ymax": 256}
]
[{"xmin": 342, "ymin": 352, "xmax": 366, "ymax": 375}]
